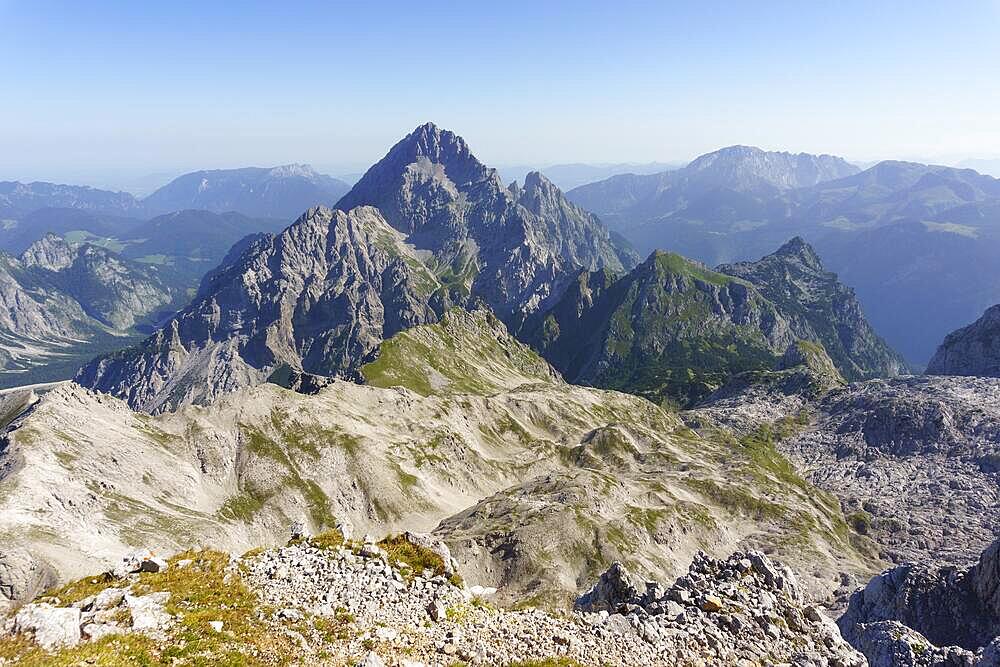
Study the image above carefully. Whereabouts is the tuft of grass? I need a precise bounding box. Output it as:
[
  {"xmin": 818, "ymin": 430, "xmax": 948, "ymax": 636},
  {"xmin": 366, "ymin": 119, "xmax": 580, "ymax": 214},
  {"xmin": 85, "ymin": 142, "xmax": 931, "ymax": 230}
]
[
  {"xmin": 218, "ymin": 489, "xmax": 269, "ymax": 521},
  {"xmin": 309, "ymin": 528, "xmax": 346, "ymax": 551},
  {"xmin": 847, "ymin": 510, "xmax": 873, "ymax": 535},
  {"xmin": 40, "ymin": 572, "xmax": 117, "ymax": 605},
  {"xmin": 378, "ymin": 534, "xmax": 447, "ymax": 580},
  {"xmin": 683, "ymin": 478, "xmax": 786, "ymax": 521},
  {"xmin": 0, "ymin": 633, "xmax": 161, "ymax": 666},
  {"xmin": 1, "ymin": 550, "xmax": 305, "ymax": 665}
]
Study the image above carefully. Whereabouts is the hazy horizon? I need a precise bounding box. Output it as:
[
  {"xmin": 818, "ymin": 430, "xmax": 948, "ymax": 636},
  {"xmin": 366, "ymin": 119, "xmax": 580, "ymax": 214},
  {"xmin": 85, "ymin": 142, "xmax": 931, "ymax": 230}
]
[{"xmin": 2, "ymin": 1, "xmax": 999, "ymax": 188}]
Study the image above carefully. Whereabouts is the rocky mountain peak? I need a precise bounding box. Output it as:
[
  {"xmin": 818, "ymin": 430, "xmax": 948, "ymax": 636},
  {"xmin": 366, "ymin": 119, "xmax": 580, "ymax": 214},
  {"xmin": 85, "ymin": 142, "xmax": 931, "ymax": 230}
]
[
  {"xmin": 376, "ymin": 122, "xmax": 490, "ymax": 188},
  {"xmin": 718, "ymin": 241, "xmax": 907, "ymax": 381},
  {"xmin": 339, "ymin": 123, "xmax": 635, "ymax": 316},
  {"xmin": 521, "ymin": 170, "xmax": 556, "ymax": 193},
  {"xmin": 773, "ymin": 236, "xmax": 824, "ymax": 270},
  {"xmin": 75, "ymin": 204, "xmax": 440, "ymax": 412},
  {"xmin": 334, "ymin": 123, "xmax": 497, "ymax": 237},
  {"xmin": 19, "ymin": 233, "xmax": 76, "ymax": 271},
  {"xmin": 684, "ymin": 145, "xmax": 859, "ymax": 191}
]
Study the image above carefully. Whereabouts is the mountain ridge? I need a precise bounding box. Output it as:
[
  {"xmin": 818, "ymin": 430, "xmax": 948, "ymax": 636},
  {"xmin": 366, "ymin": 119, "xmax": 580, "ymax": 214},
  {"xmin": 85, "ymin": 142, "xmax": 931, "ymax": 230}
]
[{"xmin": 528, "ymin": 237, "xmax": 905, "ymax": 406}]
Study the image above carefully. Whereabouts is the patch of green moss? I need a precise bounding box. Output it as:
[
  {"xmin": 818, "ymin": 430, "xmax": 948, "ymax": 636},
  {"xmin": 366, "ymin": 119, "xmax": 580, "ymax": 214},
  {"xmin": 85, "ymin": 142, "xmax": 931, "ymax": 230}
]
[
  {"xmin": 135, "ymin": 417, "xmax": 176, "ymax": 448},
  {"xmin": 7, "ymin": 550, "xmax": 315, "ymax": 665},
  {"xmin": 684, "ymin": 478, "xmax": 786, "ymax": 521},
  {"xmin": 394, "ymin": 464, "xmax": 419, "ymax": 493},
  {"xmin": 308, "ymin": 528, "xmax": 345, "ymax": 551},
  {"xmin": 218, "ymin": 490, "xmax": 269, "ymax": 522},
  {"xmin": 234, "ymin": 425, "xmax": 337, "ymax": 529},
  {"xmin": 653, "ymin": 250, "xmax": 735, "ymax": 286}
]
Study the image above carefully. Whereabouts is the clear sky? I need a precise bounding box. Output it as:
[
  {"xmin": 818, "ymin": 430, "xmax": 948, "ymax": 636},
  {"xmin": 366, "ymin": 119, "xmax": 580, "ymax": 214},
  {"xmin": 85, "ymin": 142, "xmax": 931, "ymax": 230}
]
[{"xmin": 1, "ymin": 0, "xmax": 999, "ymax": 184}]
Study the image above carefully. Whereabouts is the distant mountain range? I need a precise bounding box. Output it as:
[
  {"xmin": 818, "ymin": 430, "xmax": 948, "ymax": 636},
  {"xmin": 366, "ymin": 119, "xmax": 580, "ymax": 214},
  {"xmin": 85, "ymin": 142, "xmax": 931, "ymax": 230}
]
[
  {"xmin": 0, "ymin": 235, "xmax": 179, "ymax": 384},
  {"xmin": 7, "ymin": 140, "xmax": 998, "ymax": 373},
  {"xmin": 498, "ymin": 161, "xmax": 682, "ymax": 191},
  {"xmin": 568, "ymin": 148, "xmax": 1000, "ymax": 364},
  {"xmin": 0, "ymin": 181, "xmax": 145, "ymax": 219},
  {"xmin": 1, "ymin": 163, "xmax": 351, "ymax": 224},
  {"xmin": 0, "ymin": 207, "xmax": 287, "ymax": 288},
  {"xmin": 142, "ymin": 164, "xmax": 351, "ymax": 219}
]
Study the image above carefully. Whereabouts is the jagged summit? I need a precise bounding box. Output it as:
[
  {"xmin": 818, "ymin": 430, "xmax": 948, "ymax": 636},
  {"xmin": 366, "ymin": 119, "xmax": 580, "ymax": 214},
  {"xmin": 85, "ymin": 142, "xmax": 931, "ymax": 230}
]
[
  {"xmin": 390, "ymin": 122, "xmax": 481, "ymax": 174},
  {"xmin": 20, "ymin": 233, "xmax": 76, "ymax": 271},
  {"xmin": 339, "ymin": 122, "xmax": 634, "ymax": 315},
  {"xmin": 718, "ymin": 240, "xmax": 907, "ymax": 381},
  {"xmin": 772, "ymin": 235, "xmax": 824, "ymax": 269},
  {"xmin": 340, "ymin": 123, "xmax": 491, "ymax": 214}
]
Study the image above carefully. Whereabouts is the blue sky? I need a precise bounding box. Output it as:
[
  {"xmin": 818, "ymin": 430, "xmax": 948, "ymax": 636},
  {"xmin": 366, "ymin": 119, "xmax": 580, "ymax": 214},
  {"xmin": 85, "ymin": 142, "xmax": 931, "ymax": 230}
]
[{"xmin": 1, "ymin": 0, "xmax": 999, "ymax": 184}]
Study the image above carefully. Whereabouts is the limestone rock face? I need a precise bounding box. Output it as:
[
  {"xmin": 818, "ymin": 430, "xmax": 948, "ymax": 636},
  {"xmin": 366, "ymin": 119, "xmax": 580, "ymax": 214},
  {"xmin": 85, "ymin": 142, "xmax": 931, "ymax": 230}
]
[
  {"xmin": 575, "ymin": 562, "xmax": 642, "ymax": 613},
  {"xmin": 927, "ymin": 304, "xmax": 1000, "ymax": 377},
  {"xmin": 696, "ymin": 371, "xmax": 1000, "ymax": 574},
  {"xmin": 75, "ymin": 206, "xmax": 439, "ymax": 412},
  {"xmin": 337, "ymin": 122, "xmax": 636, "ymax": 324},
  {"xmin": 839, "ymin": 536, "xmax": 1000, "ymax": 665},
  {"xmin": 718, "ymin": 236, "xmax": 908, "ymax": 381},
  {"xmin": 0, "ymin": 548, "xmax": 57, "ymax": 615},
  {"xmin": 10, "ymin": 603, "xmax": 81, "ymax": 650}
]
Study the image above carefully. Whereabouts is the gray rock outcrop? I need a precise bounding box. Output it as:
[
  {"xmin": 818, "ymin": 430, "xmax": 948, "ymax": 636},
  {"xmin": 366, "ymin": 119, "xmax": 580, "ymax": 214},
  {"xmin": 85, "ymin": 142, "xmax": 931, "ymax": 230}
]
[
  {"xmin": 927, "ymin": 304, "xmax": 1000, "ymax": 377},
  {"xmin": 0, "ymin": 234, "xmax": 177, "ymax": 377},
  {"xmin": 0, "ymin": 548, "xmax": 57, "ymax": 615},
  {"xmin": 839, "ymin": 537, "xmax": 1000, "ymax": 665},
  {"xmin": 337, "ymin": 122, "xmax": 637, "ymax": 324}
]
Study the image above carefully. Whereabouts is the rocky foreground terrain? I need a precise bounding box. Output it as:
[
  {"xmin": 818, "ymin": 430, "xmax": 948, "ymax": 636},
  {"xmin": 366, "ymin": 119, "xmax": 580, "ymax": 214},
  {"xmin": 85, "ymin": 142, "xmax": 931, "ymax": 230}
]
[
  {"xmin": 1, "ymin": 529, "xmax": 865, "ymax": 666},
  {"xmin": 693, "ymin": 369, "xmax": 1000, "ymax": 574},
  {"xmin": 0, "ymin": 310, "xmax": 877, "ymax": 616},
  {"xmin": 837, "ymin": 536, "xmax": 1000, "ymax": 666},
  {"xmin": 5, "ymin": 307, "xmax": 1000, "ymax": 664}
]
